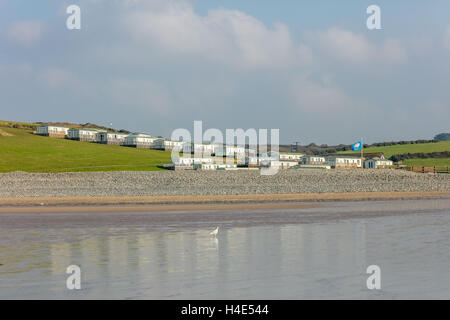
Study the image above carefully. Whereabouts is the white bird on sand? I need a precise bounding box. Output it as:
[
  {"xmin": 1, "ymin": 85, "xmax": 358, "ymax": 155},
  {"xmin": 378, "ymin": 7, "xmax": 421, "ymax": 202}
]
[{"xmin": 209, "ymin": 227, "xmax": 219, "ymax": 237}]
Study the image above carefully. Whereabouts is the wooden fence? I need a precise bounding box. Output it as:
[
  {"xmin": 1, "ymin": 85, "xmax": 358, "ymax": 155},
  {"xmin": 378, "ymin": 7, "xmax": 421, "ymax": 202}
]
[{"xmin": 405, "ymin": 166, "xmax": 449, "ymax": 174}]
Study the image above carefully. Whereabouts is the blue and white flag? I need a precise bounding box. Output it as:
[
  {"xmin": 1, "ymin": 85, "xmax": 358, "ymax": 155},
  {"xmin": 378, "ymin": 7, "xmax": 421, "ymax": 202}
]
[{"xmin": 351, "ymin": 141, "xmax": 362, "ymax": 151}]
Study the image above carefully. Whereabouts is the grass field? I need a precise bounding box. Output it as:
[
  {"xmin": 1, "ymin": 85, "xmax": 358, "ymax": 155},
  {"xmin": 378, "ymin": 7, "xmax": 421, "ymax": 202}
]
[
  {"xmin": 402, "ymin": 158, "xmax": 450, "ymax": 167},
  {"xmin": 340, "ymin": 141, "xmax": 450, "ymax": 158},
  {"xmin": 338, "ymin": 141, "xmax": 450, "ymax": 166},
  {"xmin": 2, "ymin": 120, "xmax": 449, "ymax": 172},
  {"xmin": 0, "ymin": 127, "xmax": 171, "ymax": 172}
]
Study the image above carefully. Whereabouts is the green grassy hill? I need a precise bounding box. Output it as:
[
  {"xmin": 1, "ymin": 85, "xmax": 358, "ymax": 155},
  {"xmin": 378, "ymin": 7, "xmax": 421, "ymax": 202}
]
[
  {"xmin": 2, "ymin": 120, "xmax": 449, "ymax": 171},
  {"xmin": 402, "ymin": 158, "xmax": 450, "ymax": 166},
  {"xmin": 340, "ymin": 141, "xmax": 450, "ymax": 166},
  {"xmin": 0, "ymin": 126, "xmax": 171, "ymax": 173},
  {"xmin": 340, "ymin": 141, "xmax": 450, "ymax": 158}
]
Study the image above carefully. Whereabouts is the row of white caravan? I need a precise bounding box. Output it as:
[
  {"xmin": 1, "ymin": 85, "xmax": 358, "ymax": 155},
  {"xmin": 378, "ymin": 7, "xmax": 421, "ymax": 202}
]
[
  {"xmin": 37, "ymin": 125, "xmax": 175, "ymax": 148},
  {"xmin": 36, "ymin": 126, "xmax": 132, "ymax": 144},
  {"xmin": 36, "ymin": 125, "xmax": 393, "ymax": 169},
  {"xmin": 283, "ymin": 155, "xmax": 393, "ymax": 169},
  {"xmin": 170, "ymin": 156, "xmax": 244, "ymax": 170},
  {"xmin": 168, "ymin": 154, "xmax": 366, "ymax": 171},
  {"xmin": 168, "ymin": 157, "xmax": 242, "ymax": 170},
  {"xmin": 168, "ymin": 153, "xmax": 383, "ymax": 171},
  {"xmin": 35, "ymin": 125, "xmax": 251, "ymax": 156},
  {"xmin": 245, "ymin": 153, "xmax": 393, "ymax": 169}
]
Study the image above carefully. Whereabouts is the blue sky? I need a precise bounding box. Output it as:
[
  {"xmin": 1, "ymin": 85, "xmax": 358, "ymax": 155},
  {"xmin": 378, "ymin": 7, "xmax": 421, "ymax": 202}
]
[{"xmin": 1, "ymin": 0, "xmax": 449, "ymax": 144}]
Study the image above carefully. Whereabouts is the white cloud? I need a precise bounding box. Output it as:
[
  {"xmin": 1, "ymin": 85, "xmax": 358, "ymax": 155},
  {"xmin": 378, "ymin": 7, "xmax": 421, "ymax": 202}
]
[
  {"xmin": 315, "ymin": 27, "xmax": 407, "ymax": 65},
  {"xmin": 2, "ymin": 0, "xmax": 440, "ymax": 144},
  {"xmin": 125, "ymin": 2, "xmax": 306, "ymax": 69},
  {"xmin": 7, "ymin": 20, "xmax": 44, "ymax": 47},
  {"xmin": 317, "ymin": 27, "xmax": 371, "ymax": 64}
]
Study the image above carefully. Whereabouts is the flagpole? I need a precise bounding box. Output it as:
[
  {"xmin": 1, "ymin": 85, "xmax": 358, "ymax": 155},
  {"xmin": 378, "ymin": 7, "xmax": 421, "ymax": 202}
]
[{"xmin": 361, "ymin": 137, "xmax": 363, "ymax": 168}]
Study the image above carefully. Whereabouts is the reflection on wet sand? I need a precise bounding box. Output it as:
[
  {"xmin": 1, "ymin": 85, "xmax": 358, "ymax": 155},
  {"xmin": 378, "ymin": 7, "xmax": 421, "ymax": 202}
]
[{"xmin": 1, "ymin": 199, "xmax": 449, "ymax": 299}]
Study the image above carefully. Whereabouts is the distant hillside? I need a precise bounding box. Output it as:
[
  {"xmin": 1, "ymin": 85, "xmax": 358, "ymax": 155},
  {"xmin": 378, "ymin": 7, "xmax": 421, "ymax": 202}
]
[
  {"xmin": 280, "ymin": 139, "xmax": 439, "ymax": 156},
  {"xmin": 0, "ymin": 120, "xmax": 131, "ymax": 134},
  {"xmin": 0, "ymin": 120, "xmax": 38, "ymax": 130},
  {"xmin": 434, "ymin": 133, "xmax": 450, "ymax": 141},
  {"xmin": 338, "ymin": 141, "xmax": 450, "ymax": 166},
  {"xmin": 1, "ymin": 119, "xmax": 449, "ymax": 169},
  {"xmin": 34, "ymin": 121, "xmax": 131, "ymax": 134},
  {"xmin": 402, "ymin": 158, "xmax": 450, "ymax": 166},
  {"xmin": 279, "ymin": 143, "xmax": 349, "ymax": 155},
  {"xmin": 340, "ymin": 141, "xmax": 450, "ymax": 158},
  {"xmin": 280, "ymin": 139, "xmax": 450, "ymax": 167}
]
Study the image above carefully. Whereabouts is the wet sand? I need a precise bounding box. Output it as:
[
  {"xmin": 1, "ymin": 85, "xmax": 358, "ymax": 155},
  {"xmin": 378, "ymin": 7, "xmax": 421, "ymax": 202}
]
[
  {"xmin": 1, "ymin": 191, "xmax": 450, "ymax": 213},
  {"xmin": 1, "ymin": 198, "xmax": 450, "ymax": 299}
]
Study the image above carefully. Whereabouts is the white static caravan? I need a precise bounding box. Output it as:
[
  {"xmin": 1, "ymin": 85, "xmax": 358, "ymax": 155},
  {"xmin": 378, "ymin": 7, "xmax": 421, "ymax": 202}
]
[
  {"xmin": 279, "ymin": 153, "xmax": 304, "ymax": 161},
  {"xmin": 326, "ymin": 156, "xmax": 362, "ymax": 169},
  {"xmin": 364, "ymin": 156, "xmax": 393, "ymax": 169},
  {"xmin": 152, "ymin": 139, "xmax": 184, "ymax": 151},
  {"xmin": 173, "ymin": 157, "xmax": 213, "ymax": 166},
  {"xmin": 301, "ymin": 156, "xmax": 326, "ymax": 165},
  {"xmin": 181, "ymin": 142, "xmax": 217, "ymax": 156},
  {"xmin": 36, "ymin": 125, "xmax": 69, "ymax": 138},
  {"xmin": 152, "ymin": 139, "xmax": 165, "ymax": 150},
  {"xmin": 67, "ymin": 128, "xmax": 101, "ymax": 141},
  {"xmin": 199, "ymin": 163, "xmax": 238, "ymax": 170},
  {"xmin": 95, "ymin": 132, "xmax": 128, "ymax": 145},
  {"xmin": 123, "ymin": 133, "xmax": 156, "ymax": 148},
  {"xmin": 257, "ymin": 153, "xmax": 297, "ymax": 169},
  {"xmin": 215, "ymin": 145, "xmax": 246, "ymax": 158}
]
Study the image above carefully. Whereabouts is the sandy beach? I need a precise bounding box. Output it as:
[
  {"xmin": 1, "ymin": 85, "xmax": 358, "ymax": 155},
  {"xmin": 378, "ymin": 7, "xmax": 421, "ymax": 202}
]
[{"xmin": 1, "ymin": 191, "xmax": 450, "ymax": 213}]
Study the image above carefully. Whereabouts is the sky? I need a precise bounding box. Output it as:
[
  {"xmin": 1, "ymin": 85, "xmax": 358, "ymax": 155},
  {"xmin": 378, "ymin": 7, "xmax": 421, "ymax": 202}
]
[{"xmin": 1, "ymin": 0, "xmax": 449, "ymax": 144}]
